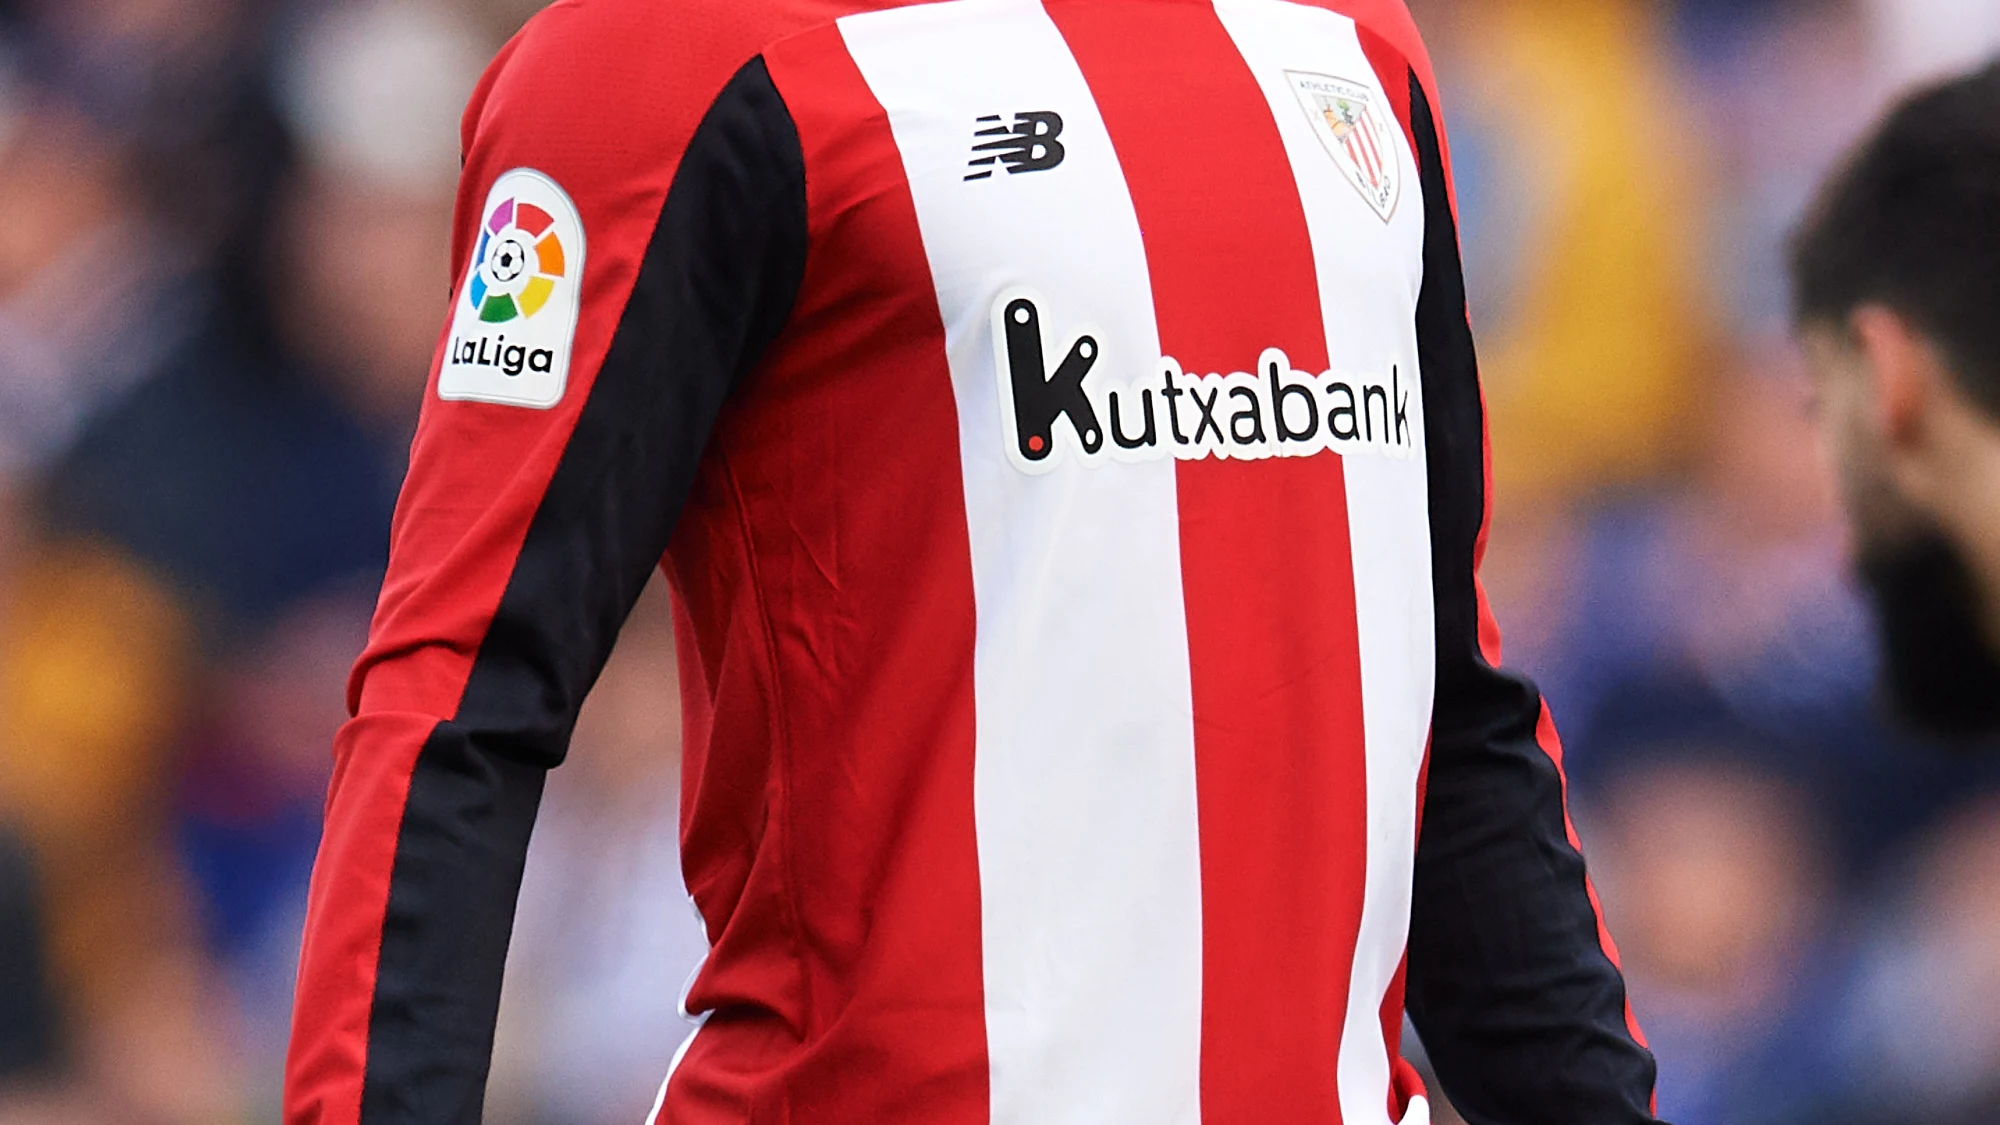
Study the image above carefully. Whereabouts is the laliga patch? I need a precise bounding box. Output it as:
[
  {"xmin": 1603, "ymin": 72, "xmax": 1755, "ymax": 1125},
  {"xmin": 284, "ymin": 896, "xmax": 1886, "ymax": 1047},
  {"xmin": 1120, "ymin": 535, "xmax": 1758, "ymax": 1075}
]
[
  {"xmin": 1287, "ymin": 71, "xmax": 1401, "ymax": 222},
  {"xmin": 439, "ymin": 168, "xmax": 585, "ymax": 408}
]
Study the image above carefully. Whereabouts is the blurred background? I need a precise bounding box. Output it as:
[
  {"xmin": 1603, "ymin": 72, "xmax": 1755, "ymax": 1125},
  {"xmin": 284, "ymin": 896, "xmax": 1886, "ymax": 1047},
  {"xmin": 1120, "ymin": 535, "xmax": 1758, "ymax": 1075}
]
[{"xmin": 0, "ymin": 0, "xmax": 1996, "ymax": 1122}]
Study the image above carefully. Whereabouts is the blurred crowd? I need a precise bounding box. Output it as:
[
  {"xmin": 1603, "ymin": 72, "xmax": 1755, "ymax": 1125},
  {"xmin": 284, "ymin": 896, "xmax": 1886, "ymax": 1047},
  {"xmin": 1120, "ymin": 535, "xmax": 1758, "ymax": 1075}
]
[
  {"xmin": 0, "ymin": 0, "xmax": 1996, "ymax": 1123},
  {"xmin": 1414, "ymin": 0, "xmax": 2000, "ymax": 1121},
  {"xmin": 0, "ymin": 0, "xmax": 700, "ymax": 1121}
]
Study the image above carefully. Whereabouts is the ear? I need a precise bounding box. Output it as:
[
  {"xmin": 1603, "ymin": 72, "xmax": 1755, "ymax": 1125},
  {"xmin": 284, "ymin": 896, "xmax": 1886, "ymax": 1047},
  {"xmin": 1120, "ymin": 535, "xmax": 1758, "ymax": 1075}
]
[
  {"xmin": 1849, "ymin": 304, "xmax": 1966, "ymax": 508},
  {"xmin": 1849, "ymin": 304, "xmax": 1933, "ymax": 451}
]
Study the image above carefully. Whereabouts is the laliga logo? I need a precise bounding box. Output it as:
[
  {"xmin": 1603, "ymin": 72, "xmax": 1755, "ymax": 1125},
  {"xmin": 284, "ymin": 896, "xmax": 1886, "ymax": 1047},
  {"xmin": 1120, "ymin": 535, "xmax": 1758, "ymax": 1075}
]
[
  {"xmin": 450, "ymin": 196, "xmax": 565, "ymax": 378},
  {"xmin": 439, "ymin": 168, "xmax": 585, "ymax": 410}
]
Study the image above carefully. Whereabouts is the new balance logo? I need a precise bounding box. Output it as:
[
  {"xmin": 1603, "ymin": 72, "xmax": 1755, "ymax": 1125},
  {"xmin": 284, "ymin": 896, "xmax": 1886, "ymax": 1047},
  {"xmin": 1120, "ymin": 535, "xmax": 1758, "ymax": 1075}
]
[
  {"xmin": 966, "ymin": 111, "xmax": 1066, "ymax": 180},
  {"xmin": 991, "ymin": 289, "xmax": 1417, "ymax": 474}
]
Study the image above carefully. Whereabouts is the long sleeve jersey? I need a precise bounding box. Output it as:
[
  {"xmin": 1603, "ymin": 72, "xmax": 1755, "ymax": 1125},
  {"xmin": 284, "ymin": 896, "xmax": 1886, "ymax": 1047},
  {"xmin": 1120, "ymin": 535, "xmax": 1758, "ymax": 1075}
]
[{"xmin": 283, "ymin": 2, "xmax": 1662, "ymax": 1123}]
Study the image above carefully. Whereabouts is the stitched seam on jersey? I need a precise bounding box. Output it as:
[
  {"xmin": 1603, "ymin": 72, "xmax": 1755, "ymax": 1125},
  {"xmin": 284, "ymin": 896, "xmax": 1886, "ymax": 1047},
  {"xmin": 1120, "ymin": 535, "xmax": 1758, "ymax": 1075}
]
[{"xmin": 718, "ymin": 446, "xmax": 818, "ymax": 1041}]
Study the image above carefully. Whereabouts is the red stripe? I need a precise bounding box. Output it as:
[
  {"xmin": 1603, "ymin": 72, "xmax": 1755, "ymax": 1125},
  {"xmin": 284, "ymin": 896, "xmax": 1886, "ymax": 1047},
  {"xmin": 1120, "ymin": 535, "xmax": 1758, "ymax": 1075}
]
[
  {"xmin": 1048, "ymin": 4, "xmax": 1369, "ymax": 1122},
  {"xmin": 1530, "ymin": 701, "xmax": 1651, "ymax": 1051},
  {"xmin": 1352, "ymin": 118, "xmax": 1375, "ymax": 183},
  {"xmin": 1378, "ymin": 737, "xmax": 1433, "ymax": 1117},
  {"xmin": 1379, "ymin": 954, "xmax": 1424, "ymax": 1120},
  {"xmin": 667, "ymin": 25, "xmax": 989, "ymax": 1125}
]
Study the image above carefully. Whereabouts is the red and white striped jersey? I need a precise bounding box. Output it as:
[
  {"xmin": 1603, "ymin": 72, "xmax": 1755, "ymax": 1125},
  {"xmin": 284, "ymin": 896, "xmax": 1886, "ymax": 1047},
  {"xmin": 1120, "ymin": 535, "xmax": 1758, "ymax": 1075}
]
[{"xmin": 284, "ymin": 2, "xmax": 1660, "ymax": 1124}]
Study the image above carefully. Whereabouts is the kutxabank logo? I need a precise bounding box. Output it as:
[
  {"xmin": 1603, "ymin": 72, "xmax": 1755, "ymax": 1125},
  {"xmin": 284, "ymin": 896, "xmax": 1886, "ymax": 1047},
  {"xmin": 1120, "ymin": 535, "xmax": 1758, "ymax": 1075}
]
[
  {"xmin": 440, "ymin": 168, "xmax": 585, "ymax": 409},
  {"xmin": 992, "ymin": 289, "xmax": 1415, "ymax": 475}
]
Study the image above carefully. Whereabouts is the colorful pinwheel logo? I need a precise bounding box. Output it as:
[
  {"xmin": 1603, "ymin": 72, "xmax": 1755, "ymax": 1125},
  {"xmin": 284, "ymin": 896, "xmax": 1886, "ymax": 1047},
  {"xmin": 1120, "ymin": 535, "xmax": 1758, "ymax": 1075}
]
[{"xmin": 467, "ymin": 196, "xmax": 568, "ymax": 323}]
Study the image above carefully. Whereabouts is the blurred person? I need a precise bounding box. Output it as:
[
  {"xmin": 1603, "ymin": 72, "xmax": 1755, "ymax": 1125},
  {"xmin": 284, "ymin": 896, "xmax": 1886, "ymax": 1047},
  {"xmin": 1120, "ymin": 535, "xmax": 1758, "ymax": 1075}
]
[
  {"xmin": 7, "ymin": 0, "xmax": 299, "ymax": 410},
  {"xmin": 1573, "ymin": 679, "xmax": 1844, "ymax": 1125},
  {"xmin": 0, "ymin": 42, "xmax": 202, "ymax": 491},
  {"xmin": 273, "ymin": 0, "xmax": 492, "ymax": 430},
  {"xmin": 1491, "ymin": 341, "xmax": 1858, "ymax": 741},
  {"xmin": 487, "ymin": 576, "xmax": 707, "ymax": 1125},
  {"xmin": 2, "ymin": 1, "xmax": 484, "ymax": 1120},
  {"xmin": 0, "ymin": 540, "xmax": 239, "ymax": 1125},
  {"xmin": 18, "ymin": 0, "xmax": 252, "ymax": 110},
  {"xmin": 36, "ymin": 0, "xmax": 482, "ymax": 629},
  {"xmin": 287, "ymin": 4, "xmax": 1663, "ymax": 1125},
  {"xmin": 16, "ymin": 0, "xmax": 294, "ymax": 270},
  {"xmin": 1486, "ymin": 319, "xmax": 2000, "ymax": 883},
  {"xmin": 51, "ymin": 0, "xmax": 482, "ymax": 1112},
  {"xmin": 1832, "ymin": 794, "xmax": 2000, "ymax": 1124},
  {"xmin": 1591, "ymin": 759, "xmax": 1823, "ymax": 1124},
  {"xmin": 178, "ymin": 584, "xmax": 383, "ymax": 1115},
  {"xmin": 1473, "ymin": 6, "xmax": 2000, "ymax": 929},
  {"xmin": 0, "ymin": 822, "xmax": 121, "ymax": 1124},
  {"xmin": 1791, "ymin": 61, "xmax": 2000, "ymax": 739},
  {"xmin": 455, "ymin": 0, "xmax": 550, "ymax": 46},
  {"xmin": 1692, "ymin": 0, "xmax": 1881, "ymax": 341}
]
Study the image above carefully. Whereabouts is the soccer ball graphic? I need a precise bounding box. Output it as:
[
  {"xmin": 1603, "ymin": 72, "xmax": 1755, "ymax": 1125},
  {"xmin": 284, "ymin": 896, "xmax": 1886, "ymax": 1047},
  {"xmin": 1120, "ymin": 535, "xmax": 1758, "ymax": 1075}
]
[
  {"xmin": 466, "ymin": 197, "xmax": 569, "ymax": 324},
  {"xmin": 489, "ymin": 236, "xmax": 530, "ymax": 283}
]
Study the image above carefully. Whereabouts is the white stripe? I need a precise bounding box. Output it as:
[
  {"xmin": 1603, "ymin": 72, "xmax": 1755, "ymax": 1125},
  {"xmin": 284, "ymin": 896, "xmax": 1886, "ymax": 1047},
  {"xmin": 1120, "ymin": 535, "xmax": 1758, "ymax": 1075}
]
[
  {"xmin": 1211, "ymin": 4, "xmax": 1435, "ymax": 1125},
  {"xmin": 646, "ymin": 889, "xmax": 711, "ymax": 1123},
  {"xmin": 642, "ymin": 1009, "xmax": 710, "ymax": 1125},
  {"xmin": 642, "ymin": 1072, "xmax": 670, "ymax": 1125},
  {"xmin": 837, "ymin": 4, "xmax": 1204, "ymax": 1124}
]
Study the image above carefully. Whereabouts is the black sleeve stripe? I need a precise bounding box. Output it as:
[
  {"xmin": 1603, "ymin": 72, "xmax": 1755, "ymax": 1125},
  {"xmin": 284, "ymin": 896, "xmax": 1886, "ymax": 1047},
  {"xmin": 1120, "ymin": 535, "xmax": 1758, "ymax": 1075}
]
[
  {"xmin": 1402, "ymin": 70, "xmax": 1661, "ymax": 1125},
  {"xmin": 358, "ymin": 56, "xmax": 807, "ymax": 1124}
]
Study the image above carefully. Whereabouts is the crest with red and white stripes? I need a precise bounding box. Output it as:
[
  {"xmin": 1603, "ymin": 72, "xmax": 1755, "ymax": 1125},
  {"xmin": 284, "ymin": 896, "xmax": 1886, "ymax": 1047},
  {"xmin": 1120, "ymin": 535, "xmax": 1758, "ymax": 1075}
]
[{"xmin": 1288, "ymin": 70, "xmax": 1401, "ymax": 220}]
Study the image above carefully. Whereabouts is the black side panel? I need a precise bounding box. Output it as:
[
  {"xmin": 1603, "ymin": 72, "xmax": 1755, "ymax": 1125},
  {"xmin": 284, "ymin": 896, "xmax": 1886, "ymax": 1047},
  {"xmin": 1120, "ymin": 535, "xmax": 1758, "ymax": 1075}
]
[
  {"xmin": 1401, "ymin": 72, "xmax": 1663, "ymax": 1125},
  {"xmin": 358, "ymin": 56, "xmax": 807, "ymax": 1124}
]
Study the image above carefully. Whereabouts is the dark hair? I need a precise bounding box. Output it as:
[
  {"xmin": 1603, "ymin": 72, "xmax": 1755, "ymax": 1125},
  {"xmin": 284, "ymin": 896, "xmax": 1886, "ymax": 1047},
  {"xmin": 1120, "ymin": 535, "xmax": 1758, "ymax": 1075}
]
[{"xmin": 1790, "ymin": 60, "xmax": 2000, "ymax": 419}]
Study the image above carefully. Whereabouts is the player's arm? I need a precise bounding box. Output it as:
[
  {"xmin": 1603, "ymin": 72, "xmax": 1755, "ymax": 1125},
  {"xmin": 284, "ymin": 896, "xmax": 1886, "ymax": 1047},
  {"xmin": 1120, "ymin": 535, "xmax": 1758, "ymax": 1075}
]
[
  {"xmin": 1399, "ymin": 70, "xmax": 1662, "ymax": 1123},
  {"xmin": 281, "ymin": 10, "xmax": 806, "ymax": 1122}
]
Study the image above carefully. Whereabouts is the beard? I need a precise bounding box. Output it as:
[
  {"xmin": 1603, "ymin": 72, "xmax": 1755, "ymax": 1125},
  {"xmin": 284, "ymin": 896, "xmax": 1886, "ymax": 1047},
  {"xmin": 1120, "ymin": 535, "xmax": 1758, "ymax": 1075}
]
[{"xmin": 1857, "ymin": 525, "xmax": 2000, "ymax": 740}]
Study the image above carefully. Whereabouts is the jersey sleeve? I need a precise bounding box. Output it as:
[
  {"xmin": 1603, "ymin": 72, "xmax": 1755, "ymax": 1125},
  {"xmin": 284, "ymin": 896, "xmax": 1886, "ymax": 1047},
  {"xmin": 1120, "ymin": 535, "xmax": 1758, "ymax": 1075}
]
[
  {"xmin": 281, "ymin": 8, "xmax": 807, "ymax": 1122},
  {"xmin": 1399, "ymin": 63, "xmax": 1664, "ymax": 1124}
]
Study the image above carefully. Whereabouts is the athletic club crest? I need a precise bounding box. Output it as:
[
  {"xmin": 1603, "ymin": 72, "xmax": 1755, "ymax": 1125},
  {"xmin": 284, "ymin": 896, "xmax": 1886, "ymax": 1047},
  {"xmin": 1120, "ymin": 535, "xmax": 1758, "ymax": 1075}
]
[{"xmin": 1287, "ymin": 71, "xmax": 1401, "ymax": 222}]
